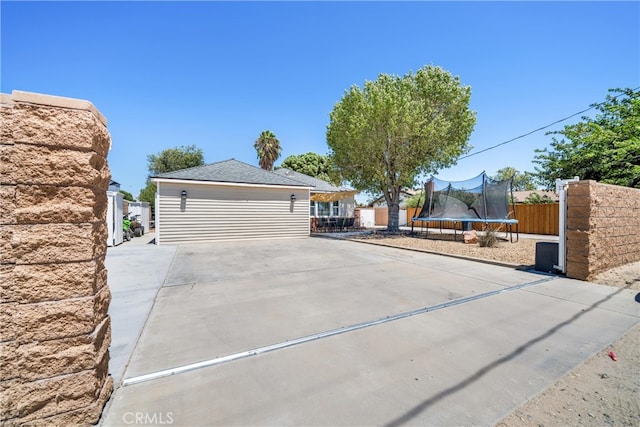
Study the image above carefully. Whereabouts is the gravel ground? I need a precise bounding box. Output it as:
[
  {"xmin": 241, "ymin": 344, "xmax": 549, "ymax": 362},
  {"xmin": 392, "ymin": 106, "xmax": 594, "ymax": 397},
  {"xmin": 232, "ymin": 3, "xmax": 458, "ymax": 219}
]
[
  {"xmin": 349, "ymin": 230, "xmax": 546, "ymax": 267},
  {"xmin": 345, "ymin": 231, "xmax": 640, "ymax": 426}
]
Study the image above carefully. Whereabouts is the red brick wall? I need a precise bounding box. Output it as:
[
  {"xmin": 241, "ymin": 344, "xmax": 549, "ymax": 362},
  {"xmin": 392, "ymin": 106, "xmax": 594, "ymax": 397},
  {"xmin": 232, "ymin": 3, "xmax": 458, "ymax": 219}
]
[
  {"xmin": 0, "ymin": 91, "xmax": 113, "ymax": 424},
  {"xmin": 566, "ymin": 180, "xmax": 640, "ymax": 280}
]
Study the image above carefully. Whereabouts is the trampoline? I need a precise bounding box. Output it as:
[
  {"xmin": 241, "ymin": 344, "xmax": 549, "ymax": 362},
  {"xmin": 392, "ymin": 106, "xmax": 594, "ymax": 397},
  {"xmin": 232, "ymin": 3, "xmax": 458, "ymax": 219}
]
[{"xmin": 412, "ymin": 172, "xmax": 519, "ymax": 242}]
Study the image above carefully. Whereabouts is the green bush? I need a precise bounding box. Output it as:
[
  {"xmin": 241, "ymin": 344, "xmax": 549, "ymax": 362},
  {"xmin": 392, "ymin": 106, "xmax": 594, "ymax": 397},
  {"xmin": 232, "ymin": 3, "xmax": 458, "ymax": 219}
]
[
  {"xmin": 523, "ymin": 192, "xmax": 555, "ymax": 204},
  {"xmin": 478, "ymin": 228, "xmax": 498, "ymax": 247}
]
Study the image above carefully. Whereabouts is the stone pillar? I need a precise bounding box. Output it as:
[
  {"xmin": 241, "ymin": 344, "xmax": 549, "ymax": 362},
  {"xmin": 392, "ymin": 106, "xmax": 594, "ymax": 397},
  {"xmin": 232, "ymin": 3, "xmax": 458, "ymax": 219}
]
[
  {"xmin": 0, "ymin": 91, "xmax": 113, "ymax": 424},
  {"xmin": 566, "ymin": 179, "xmax": 640, "ymax": 280}
]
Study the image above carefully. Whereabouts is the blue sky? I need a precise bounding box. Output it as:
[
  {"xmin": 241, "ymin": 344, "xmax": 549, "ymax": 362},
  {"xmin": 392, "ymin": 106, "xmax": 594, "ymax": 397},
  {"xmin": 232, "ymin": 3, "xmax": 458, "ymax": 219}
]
[{"xmin": 2, "ymin": 1, "xmax": 639, "ymax": 198}]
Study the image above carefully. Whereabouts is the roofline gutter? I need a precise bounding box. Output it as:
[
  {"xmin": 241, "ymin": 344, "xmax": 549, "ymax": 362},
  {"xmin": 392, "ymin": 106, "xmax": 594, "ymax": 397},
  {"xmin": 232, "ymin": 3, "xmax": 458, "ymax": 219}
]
[
  {"xmin": 152, "ymin": 177, "xmax": 313, "ymax": 190},
  {"xmin": 311, "ymin": 190, "xmax": 355, "ymax": 194}
]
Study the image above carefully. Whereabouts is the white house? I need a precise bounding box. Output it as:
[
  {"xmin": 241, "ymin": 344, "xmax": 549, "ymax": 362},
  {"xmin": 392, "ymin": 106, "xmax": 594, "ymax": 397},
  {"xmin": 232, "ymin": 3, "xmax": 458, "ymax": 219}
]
[{"xmin": 272, "ymin": 168, "xmax": 357, "ymax": 218}]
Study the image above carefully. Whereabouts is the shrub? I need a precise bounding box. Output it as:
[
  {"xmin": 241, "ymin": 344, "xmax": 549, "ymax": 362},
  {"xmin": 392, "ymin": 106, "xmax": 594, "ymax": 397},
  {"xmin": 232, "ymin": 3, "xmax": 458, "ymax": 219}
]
[
  {"xmin": 523, "ymin": 192, "xmax": 555, "ymax": 204},
  {"xmin": 478, "ymin": 228, "xmax": 498, "ymax": 247}
]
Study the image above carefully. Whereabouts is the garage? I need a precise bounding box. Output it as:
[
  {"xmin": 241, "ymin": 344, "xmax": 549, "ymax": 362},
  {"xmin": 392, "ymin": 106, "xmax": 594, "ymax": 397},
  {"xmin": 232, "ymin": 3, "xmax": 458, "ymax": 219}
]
[{"xmin": 153, "ymin": 159, "xmax": 312, "ymax": 244}]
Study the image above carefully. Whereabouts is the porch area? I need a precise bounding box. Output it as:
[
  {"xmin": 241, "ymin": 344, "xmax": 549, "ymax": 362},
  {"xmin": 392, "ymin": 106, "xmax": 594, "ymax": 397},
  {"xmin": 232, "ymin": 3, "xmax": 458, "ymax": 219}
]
[{"xmin": 310, "ymin": 216, "xmax": 357, "ymax": 233}]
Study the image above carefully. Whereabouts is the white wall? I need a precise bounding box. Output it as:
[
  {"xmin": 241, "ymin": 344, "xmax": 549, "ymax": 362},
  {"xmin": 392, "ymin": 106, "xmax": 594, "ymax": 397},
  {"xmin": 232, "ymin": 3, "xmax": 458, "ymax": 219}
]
[
  {"xmin": 399, "ymin": 209, "xmax": 407, "ymax": 226},
  {"xmin": 339, "ymin": 196, "xmax": 356, "ymax": 217},
  {"xmin": 358, "ymin": 208, "xmax": 375, "ymax": 228},
  {"xmin": 106, "ymin": 191, "xmax": 123, "ymax": 246},
  {"xmin": 128, "ymin": 202, "xmax": 150, "ymax": 232}
]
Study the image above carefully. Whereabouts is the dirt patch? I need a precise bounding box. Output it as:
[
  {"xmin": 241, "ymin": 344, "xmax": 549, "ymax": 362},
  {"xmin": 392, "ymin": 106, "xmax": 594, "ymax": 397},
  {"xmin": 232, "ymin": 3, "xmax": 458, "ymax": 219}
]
[
  {"xmin": 346, "ymin": 231, "xmax": 640, "ymax": 426},
  {"xmin": 592, "ymin": 261, "xmax": 640, "ymax": 290},
  {"xmin": 349, "ymin": 230, "xmax": 546, "ymax": 267}
]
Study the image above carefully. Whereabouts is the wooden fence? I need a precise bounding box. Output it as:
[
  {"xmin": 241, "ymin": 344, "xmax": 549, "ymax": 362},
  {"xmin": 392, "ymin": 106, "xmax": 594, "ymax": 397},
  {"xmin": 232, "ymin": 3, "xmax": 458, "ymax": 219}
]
[
  {"xmin": 514, "ymin": 203, "xmax": 559, "ymax": 235},
  {"xmin": 405, "ymin": 203, "xmax": 559, "ymax": 235},
  {"xmin": 374, "ymin": 207, "xmax": 388, "ymax": 226}
]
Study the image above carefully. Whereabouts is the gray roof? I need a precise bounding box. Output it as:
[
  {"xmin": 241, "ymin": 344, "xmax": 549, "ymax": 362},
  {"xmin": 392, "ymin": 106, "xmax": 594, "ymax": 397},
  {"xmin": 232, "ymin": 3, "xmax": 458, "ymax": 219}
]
[
  {"xmin": 272, "ymin": 168, "xmax": 353, "ymax": 192},
  {"xmin": 153, "ymin": 159, "xmax": 310, "ymax": 187}
]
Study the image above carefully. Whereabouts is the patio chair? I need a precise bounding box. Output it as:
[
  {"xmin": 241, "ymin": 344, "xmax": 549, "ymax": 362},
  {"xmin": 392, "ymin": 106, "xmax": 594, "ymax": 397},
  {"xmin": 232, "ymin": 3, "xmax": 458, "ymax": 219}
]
[
  {"xmin": 317, "ymin": 217, "xmax": 328, "ymax": 232},
  {"xmin": 344, "ymin": 217, "xmax": 355, "ymax": 231}
]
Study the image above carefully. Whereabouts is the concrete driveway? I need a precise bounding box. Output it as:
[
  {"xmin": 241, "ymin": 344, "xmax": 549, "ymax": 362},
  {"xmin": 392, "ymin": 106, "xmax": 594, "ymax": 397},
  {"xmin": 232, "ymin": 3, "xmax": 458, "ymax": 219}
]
[{"xmin": 101, "ymin": 236, "xmax": 639, "ymax": 426}]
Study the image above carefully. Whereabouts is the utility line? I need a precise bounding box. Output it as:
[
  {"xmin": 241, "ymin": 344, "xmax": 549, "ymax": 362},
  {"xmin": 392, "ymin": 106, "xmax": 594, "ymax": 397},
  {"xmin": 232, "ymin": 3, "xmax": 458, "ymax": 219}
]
[{"xmin": 458, "ymin": 87, "xmax": 640, "ymax": 161}]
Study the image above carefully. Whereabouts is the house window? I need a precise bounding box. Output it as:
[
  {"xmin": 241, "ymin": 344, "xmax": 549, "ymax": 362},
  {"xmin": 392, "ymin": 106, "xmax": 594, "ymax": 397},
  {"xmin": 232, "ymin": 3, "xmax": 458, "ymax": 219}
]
[
  {"xmin": 311, "ymin": 200, "xmax": 340, "ymax": 217},
  {"xmin": 317, "ymin": 202, "xmax": 331, "ymax": 217}
]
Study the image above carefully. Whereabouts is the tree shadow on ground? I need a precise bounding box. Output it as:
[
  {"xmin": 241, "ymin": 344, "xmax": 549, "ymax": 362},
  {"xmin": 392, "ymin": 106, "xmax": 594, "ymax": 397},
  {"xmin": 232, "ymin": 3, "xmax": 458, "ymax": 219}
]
[{"xmin": 384, "ymin": 284, "xmax": 634, "ymax": 427}]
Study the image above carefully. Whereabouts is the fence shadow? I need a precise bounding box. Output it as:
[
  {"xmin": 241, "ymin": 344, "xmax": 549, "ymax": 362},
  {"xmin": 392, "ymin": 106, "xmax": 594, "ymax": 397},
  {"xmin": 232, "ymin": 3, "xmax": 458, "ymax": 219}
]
[{"xmin": 384, "ymin": 284, "xmax": 634, "ymax": 427}]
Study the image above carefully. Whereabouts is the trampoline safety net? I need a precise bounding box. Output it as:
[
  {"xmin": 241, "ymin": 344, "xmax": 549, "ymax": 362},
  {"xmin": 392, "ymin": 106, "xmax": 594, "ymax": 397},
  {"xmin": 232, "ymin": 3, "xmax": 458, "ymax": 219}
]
[{"xmin": 414, "ymin": 171, "xmax": 517, "ymax": 223}]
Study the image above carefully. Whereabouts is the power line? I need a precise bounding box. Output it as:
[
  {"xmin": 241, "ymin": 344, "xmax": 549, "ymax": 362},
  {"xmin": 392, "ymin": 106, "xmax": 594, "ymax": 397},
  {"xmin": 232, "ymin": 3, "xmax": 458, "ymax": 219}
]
[{"xmin": 458, "ymin": 87, "xmax": 640, "ymax": 161}]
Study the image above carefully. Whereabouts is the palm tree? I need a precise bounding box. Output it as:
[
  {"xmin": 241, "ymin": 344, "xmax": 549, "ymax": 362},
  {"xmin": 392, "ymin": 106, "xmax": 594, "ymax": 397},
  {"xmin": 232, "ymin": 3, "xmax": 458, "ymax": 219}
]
[{"xmin": 254, "ymin": 130, "xmax": 282, "ymax": 171}]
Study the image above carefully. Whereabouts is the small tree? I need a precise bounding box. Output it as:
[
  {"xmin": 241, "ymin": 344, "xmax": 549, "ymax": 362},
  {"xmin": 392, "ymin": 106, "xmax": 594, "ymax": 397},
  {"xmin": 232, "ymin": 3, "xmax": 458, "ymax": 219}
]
[
  {"xmin": 254, "ymin": 130, "xmax": 282, "ymax": 171},
  {"xmin": 327, "ymin": 65, "xmax": 476, "ymax": 232},
  {"xmin": 523, "ymin": 192, "xmax": 555, "ymax": 204},
  {"xmin": 119, "ymin": 190, "xmax": 135, "ymax": 202},
  {"xmin": 138, "ymin": 145, "xmax": 205, "ymax": 213},
  {"xmin": 492, "ymin": 167, "xmax": 536, "ymax": 191},
  {"xmin": 138, "ymin": 182, "xmax": 157, "ymax": 212},
  {"xmin": 403, "ymin": 191, "xmax": 425, "ymax": 209}
]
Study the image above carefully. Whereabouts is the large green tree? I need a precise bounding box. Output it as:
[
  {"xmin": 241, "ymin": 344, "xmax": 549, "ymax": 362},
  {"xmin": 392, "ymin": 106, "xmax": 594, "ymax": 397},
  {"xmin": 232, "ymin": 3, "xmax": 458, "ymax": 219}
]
[
  {"xmin": 254, "ymin": 130, "xmax": 281, "ymax": 171},
  {"xmin": 146, "ymin": 144, "xmax": 205, "ymax": 175},
  {"xmin": 138, "ymin": 145, "xmax": 205, "ymax": 213},
  {"xmin": 278, "ymin": 152, "xmax": 337, "ymax": 184},
  {"xmin": 326, "ymin": 65, "xmax": 476, "ymax": 232},
  {"xmin": 492, "ymin": 167, "xmax": 536, "ymax": 191},
  {"xmin": 534, "ymin": 88, "xmax": 640, "ymax": 189},
  {"xmin": 138, "ymin": 183, "xmax": 157, "ymax": 212}
]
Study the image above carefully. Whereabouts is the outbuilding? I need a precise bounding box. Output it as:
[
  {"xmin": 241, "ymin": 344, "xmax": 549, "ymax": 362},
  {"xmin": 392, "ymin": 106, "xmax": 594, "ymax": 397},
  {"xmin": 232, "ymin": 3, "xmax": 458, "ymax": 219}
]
[
  {"xmin": 127, "ymin": 201, "xmax": 151, "ymax": 235},
  {"xmin": 106, "ymin": 191, "xmax": 124, "ymax": 246},
  {"xmin": 152, "ymin": 159, "xmax": 312, "ymax": 244}
]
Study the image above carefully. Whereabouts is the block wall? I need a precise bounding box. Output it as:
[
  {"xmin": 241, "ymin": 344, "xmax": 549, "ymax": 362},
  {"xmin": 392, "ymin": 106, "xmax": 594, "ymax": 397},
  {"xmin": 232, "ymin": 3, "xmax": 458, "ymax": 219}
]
[
  {"xmin": 0, "ymin": 91, "xmax": 113, "ymax": 425},
  {"xmin": 566, "ymin": 180, "xmax": 640, "ymax": 280}
]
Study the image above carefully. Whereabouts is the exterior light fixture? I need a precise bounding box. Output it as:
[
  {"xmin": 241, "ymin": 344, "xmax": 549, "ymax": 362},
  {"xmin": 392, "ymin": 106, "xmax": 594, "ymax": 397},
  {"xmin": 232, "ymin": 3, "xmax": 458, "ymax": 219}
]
[
  {"xmin": 181, "ymin": 190, "xmax": 187, "ymax": 199},
  {"xmin": 290, "ymin": 194, "xmax": 296, "ymax": 202}
]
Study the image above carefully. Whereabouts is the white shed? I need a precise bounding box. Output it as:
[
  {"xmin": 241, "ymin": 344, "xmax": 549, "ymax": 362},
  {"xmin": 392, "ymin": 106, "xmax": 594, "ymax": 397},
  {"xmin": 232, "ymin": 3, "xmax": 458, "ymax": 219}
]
[
  {"xmin": 106, "ymin": 191, "xmax": 124, "ymax": 246},
  {"xmin": 152, "ymin": 159, "xmax": 312, "ymax": 244},
  {"xmin": 127, "ymin": 201, "xmax": 151, "ymax": 233}
]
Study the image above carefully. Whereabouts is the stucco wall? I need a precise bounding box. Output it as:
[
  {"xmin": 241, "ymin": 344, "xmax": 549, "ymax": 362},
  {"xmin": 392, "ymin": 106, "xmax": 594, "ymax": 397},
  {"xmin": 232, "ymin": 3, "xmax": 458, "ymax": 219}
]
[
  {"xmin": 566, "ymin": 180, "xmax": 640, "ymax": 280},
  {"xmin": 0, "ymin": 91, "xmax": 113, "ymax": 424}
]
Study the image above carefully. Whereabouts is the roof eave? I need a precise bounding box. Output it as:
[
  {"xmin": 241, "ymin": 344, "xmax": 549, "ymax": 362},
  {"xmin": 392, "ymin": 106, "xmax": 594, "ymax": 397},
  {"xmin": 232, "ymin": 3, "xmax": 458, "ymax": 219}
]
[{"xmin": 152, "ymin": 177, "xmax": 313, "ymax": 190}]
